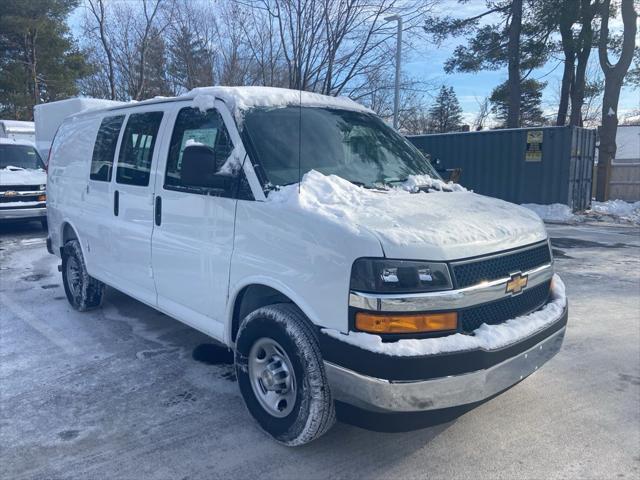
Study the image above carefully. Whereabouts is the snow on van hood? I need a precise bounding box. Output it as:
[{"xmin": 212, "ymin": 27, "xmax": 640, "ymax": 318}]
[
  {"xmin": 0, "ymin": 167, "xmax": 46, "ymax": 186},
  {"xmin": 267, "ymin": 170, "xmax": 547, "ymax": 260}
]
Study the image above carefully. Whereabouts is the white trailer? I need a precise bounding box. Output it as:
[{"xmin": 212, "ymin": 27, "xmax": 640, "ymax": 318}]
[{"xmin": 34, "ymin": 97, "xmax": 125, "ymax": 161}]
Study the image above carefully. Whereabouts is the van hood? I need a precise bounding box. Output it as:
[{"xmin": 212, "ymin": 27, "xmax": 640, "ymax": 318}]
[
  {"xmin": 268, "ymin": 171, "xmax": 547, "ymax": 261},
  {"xmin": 0, "ymin": 168, "xmax": 46, "ymax": 186}
]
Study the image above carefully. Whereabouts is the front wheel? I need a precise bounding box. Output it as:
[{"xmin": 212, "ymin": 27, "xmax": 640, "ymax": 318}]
[{"xmin": 235, "ymin": 303, "xmax": 335, "ymax": 446}]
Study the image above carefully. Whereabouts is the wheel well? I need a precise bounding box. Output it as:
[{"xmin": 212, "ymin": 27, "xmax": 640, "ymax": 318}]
[
  {"xmin": 231, "ymin": 285, "xmax": 293, "ymax": 342},
  {"xmin": 61, "ymin": 222, "xmax": 78, "ymax": 244}
]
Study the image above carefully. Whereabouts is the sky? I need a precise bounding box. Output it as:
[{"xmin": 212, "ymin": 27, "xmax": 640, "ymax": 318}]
[
  {"xmin": 403, "ymin": 0, "xmax": 638, "ymax": 125},
  {"xmin": 68, "ymin": 0, "xmax": 638, "ymax": 125}
]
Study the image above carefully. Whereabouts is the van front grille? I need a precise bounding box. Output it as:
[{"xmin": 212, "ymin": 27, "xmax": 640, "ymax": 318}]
[
  {"xmin": 459, "ymin": 280, "xmax": 552, "ymax": 332},
  {"xmin": 0, "ymin": 184, "xmax": 42, "ymax": 192},
  {"xmin": 452, "ymin": 243, "xmax": 551, "ymax": 289}
]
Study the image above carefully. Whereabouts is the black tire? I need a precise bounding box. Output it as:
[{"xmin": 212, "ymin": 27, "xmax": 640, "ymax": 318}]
[
  {"xmin": 235, "ymin": 303, "xmax": 335, "ymax": 446},
  {"xmin": 61, "ymin": 239, "xmax": 105, "ymax": 311}
]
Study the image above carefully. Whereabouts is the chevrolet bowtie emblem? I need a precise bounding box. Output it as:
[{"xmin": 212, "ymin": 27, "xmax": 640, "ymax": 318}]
[{"xmin": 506, "ymin": 272, "xmax": 528, "ymax": 295}]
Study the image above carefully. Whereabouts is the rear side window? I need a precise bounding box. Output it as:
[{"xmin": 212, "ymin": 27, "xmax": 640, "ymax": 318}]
[
  {"xmin": 164, "ymin": 107, "xmax": 234, "ymax": 191},
  {"xmin": 90, "ymin": 115, "xmax": 124, "ymax": 182},
  {"xmin": 116, "ymin": 112, "xmax": 163, "ymax": 186}
]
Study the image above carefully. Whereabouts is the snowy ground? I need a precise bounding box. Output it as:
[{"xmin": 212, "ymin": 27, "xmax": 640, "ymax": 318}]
[{"xmin": 1, "ymin": 220, "xmax": 639, "ymax": 479}]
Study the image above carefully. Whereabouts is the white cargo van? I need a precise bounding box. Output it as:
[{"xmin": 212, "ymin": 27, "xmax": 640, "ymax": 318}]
[{"xmin": 46, "ymin": 87, "xmax": 567, "ymax": 445}]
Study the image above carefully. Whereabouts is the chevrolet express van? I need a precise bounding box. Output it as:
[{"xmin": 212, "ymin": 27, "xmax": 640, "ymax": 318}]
[
  {"xmin": 1, "ymin": 138, "xmax": 47, "ymax": 227},
  {"xmin": 46, "ymin": 87, "xmax": 568, "ymax": 446}
]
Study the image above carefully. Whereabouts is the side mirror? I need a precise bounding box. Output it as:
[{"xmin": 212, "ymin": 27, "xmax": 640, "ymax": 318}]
[{"xmin": 181, "ymin": 144, "xmax": 234, "ymax": 191}]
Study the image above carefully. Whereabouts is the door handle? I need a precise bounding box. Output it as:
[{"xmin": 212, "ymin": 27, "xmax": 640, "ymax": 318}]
[
  {"xmin": 155, "ymin": 196, "xmax": 162, "ymax": 226},
  {"xmin": 114, "ymin": 190, "xmax": 119, "ymax": 216}
]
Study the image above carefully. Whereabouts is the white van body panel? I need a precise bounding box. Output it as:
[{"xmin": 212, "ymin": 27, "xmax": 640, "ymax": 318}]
[
  {"xmin": 47, "ymin": 114, "xmax": 100, "ymax": 251},
  {"xmin": 226, "ymin": 200, "xmax": 384, "ymax": 342}
]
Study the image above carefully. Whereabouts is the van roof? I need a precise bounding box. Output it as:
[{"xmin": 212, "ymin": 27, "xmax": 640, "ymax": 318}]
[{"xmin": 70, "ymin": 86, "xmax": 372, "ymax": 120}]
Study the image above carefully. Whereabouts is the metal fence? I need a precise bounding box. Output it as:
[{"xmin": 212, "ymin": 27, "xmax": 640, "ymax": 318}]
[{"xmin": 408, "ymin": 126, "xmax": 596, "ymax": 211}]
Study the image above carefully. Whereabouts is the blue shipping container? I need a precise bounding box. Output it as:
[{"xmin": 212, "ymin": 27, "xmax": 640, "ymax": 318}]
[{"xmin": 408, "ymin": 126, "xmax": 596, "ymax": 211}]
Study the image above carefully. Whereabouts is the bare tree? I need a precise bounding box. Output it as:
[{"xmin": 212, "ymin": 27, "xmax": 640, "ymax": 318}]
[
  {"xmin": 86, "ymin": 0, "xmax": 116, "ymax": 99},
  {"xmin": 595, "ymin": 0, "xmax": 637, "ymax": 201},
  {"xmin": 473, "ymin": 96, "xmax": 491, "ymax": 130}
]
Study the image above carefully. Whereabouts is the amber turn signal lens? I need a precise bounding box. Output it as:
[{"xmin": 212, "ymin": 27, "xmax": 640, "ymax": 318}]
[
  {"xmin": 355, "ymin": 311, "xmax": 458, "ymax": 334},
  {"xmin": 38, "ymin": 194, "xmax": 46, "ymax": 202}
]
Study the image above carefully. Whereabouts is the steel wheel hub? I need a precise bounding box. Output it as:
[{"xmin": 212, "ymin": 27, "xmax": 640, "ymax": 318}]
[
  {"xmin": 66, "ymin": 256, "xmax": 82, "ymax": 298},
  {"xmin": 248, "ymin": 338, "xmax": 297, "ymax": 418}
]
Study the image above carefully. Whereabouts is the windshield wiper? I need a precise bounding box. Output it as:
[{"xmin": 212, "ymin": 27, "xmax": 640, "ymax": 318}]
[{"xmin": 2, "ymin": 165, "xmax": 26, "ymax": 171}]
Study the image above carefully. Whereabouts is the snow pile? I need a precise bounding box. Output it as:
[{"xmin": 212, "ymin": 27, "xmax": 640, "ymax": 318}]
[
  {"xmin": 521, "ymin": 203, "xmax": 580, "ymax": 223},
  {"xmin": 402, "ymin": 174, "xmax": 467, "ymax": 193},
  {"xmin": 322, "ymin": 274, "xmax": 566, "ymax": 357},
  {"xmin": 589, "ymin": 200, "xmax": 640, "ymax": 223},
  {"xmin": 190, "ymin": 86, "xmax": 372, "ymax": 123},
  {"xmin": 267, "ymin": 170, "xmax": 545, "ymax": 248},
  {"xmin": 523, "ymin": 200, "xmax": 640, "ymax": 224}
]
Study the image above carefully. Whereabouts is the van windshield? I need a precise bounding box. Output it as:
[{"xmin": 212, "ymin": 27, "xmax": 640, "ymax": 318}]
[
  {"xmin": 242, "ymin": 107, "xmax": 439, "ymax": 189},
  {"xmin": 0, "ymin": 144, "xmax": 44, "ymax": 170}
]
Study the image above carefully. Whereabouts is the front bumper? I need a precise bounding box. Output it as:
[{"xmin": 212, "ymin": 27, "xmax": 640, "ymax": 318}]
[
  {"xmin": 0, "ymin": 206, "xmax": 46, "ymax": 220},
  {"xmin": 322, "ymin": 304, "xmax": 567, "ymax": 413}
]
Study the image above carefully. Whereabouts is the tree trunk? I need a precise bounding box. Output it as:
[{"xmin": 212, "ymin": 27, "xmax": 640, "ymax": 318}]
[
  {"xmin": 506, "ymin": 0, "xmax": 523, "ymax": 128},
  {"xmin": 595, "ymin": 0, "xmax": 637, "ymax": 201},
  {"xmin": 557, "ymin": 49, "xmax": 574, "ymax": 126},
  {"xmin": 556, "ymin": 3, "xmax": 578, "ymax": 126},
  {"xmin": 569, "ymin": 0, "xmax": 595, "ymax": 127}
]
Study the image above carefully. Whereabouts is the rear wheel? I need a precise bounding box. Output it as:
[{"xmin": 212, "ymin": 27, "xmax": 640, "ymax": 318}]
[
  {"xmin": 235, "ymin": 303, "xmax": 335, "ymax": 446},
  {"xmin": 61, "ymin": 240, "xmax": 105, "ymax": 311}
]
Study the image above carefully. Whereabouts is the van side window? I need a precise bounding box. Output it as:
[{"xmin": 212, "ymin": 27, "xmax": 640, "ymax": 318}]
[
  {"xmin": 90, "ymin": 115, "xmax": 124, "ymax": 182},
  {"xmin": 116, "ymin": 112, "xmax": 163, "ymax": 186},
  {"xmin": 165, "ymin": 107, "xmax": 237, "ymax": 194}
]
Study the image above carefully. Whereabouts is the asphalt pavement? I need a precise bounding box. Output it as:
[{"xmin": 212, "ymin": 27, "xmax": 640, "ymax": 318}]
[{"xmin": 1, "ymin": 219, "xmax": 639, "ymax": 479}]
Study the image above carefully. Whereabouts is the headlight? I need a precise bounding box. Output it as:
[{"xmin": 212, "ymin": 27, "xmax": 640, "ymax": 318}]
[{"xmin": 350, "ymin": 258, "xmax": 453, "ymax": 293}]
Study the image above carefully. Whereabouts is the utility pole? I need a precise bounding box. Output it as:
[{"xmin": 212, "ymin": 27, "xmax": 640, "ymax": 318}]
[{"xmin": 385, "ymin": 14, "xmax": 402, "ymax": 130}]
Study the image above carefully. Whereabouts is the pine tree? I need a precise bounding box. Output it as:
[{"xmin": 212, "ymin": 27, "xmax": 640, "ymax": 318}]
[
  {"xmin": 167, "ymin": 26, "xmax": 214, "ymax": 93},
  {"xmin": 427, "ymin": 86, "xmax": 464, "ymax": 133},
  {"xmin": 0, "ymin": 0, "xmax": 88, "ymax": 119},
  {"xmin": 489, "ymin": 79, "xmax": 547, "ymax": 127}
]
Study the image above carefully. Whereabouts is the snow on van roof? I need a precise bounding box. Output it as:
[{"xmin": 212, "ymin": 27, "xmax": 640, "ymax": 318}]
[
  {"xmin": 188, "ymin": 86, "xmax": 372, "ymax": 118},
  {"xmin": 69, "ymin": 86, "xmax": 372, "ymax": 121}
]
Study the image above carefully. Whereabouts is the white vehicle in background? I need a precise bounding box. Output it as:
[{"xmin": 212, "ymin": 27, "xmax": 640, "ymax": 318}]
[
  {"xmin": 34, "ymin": 97, "xmax": 125, "ymax": 161},
  {"xmin": 0, "ymin": 120, "xmax": 35, "ymax": 144},
  {"xmin": 0, "ymin": 138, "xmax": 47, "ymax": 228},
  {"xmin": 46, "ymin": 86, "xmax": 568, "ymax": 446}
]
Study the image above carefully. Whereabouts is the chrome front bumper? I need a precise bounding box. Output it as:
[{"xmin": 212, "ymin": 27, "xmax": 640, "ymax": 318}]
[
  {"xmin": 0, "ymin": 207, "xmax": 46, "ymax": 220},
  {"xmin": 324, "ymin": 318, "xmax": 566, "ymax": 413}
]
